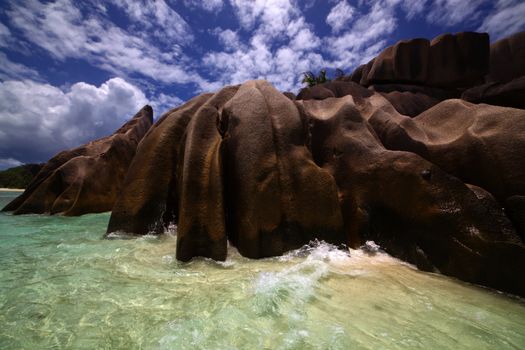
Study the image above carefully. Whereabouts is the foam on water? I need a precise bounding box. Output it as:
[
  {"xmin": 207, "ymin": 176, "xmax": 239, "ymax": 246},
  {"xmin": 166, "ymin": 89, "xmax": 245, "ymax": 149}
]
[{"xmin": 1, "ymin": 191, "xmax": 525, "ymax": 349}]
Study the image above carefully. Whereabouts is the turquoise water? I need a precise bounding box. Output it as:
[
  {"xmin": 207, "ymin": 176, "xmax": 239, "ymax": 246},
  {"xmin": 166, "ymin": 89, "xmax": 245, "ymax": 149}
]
[{"xmin": 1, "ymin": 191, "xmax": 524, "ymax": 349}]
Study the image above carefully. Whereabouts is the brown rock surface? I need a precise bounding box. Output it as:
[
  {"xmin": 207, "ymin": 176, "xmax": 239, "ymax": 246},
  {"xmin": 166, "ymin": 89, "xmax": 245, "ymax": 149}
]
[
  {"xmin": 488, "ymin": 31, "xmax": 525, "ymax": 83},
  {"xmin": 2, "ymin": 105, "xmax": 153, "ymax": 215},
  {"xmin": 366, "ymin": 38, "xmax": 429, "ymax": 85},
  {"xmin": 350, "ymin": 32, "xmax": 489, "ymax": 89},
  {"xmin": 300, "ymin": 95, "xmax": 524, "ymax": 296},
  {"xmin": 461, "ymin": 76, "xmax": 525, "ymax": 109},
  {"xmin": 221, "ymin": 81, "xmax": 344, "ymax": 258},
  {"xmin": 369, "ymin": 99, "xmax": 525, "ymax": 201},
  {"xmin": 427, "ymin": 32, "xmax": 489, "ymax": 88},
  {"xmin": 108, "ymin": 81, "xmax": 344, "ymax": 260},
  {"xmin": 107, "ymin": 80, "xmax": 525, "ymax": 296}
]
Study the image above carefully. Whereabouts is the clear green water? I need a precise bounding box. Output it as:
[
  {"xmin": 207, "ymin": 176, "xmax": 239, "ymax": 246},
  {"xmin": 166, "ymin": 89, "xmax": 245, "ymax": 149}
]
[{"xmin": 1, "ymin": 191, "xmax": 524, "ymax": 349}]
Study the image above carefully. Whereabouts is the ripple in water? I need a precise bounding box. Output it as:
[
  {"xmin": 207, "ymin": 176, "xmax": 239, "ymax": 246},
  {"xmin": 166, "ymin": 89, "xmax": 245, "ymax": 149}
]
[{"xmin": 0, "ymin": 191, "xmax": 524, "ymax": 349}]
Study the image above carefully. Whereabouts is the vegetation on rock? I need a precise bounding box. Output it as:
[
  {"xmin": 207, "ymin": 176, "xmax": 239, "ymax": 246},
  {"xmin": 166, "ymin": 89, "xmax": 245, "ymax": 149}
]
[{"xmin": 0, "ymin": 164, "xmax": 42, "ymax": 189}]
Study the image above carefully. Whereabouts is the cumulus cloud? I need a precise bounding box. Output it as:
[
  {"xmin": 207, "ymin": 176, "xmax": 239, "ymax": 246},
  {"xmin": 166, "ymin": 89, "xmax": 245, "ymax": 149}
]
[
  {"xmin": 478, "ymin": 0, "xmax": 525, "ymax": 40},
  {"xmin": 0, "ymin": 78, "xmax": 148, "ymax": 163},
  {"xmin": 326, "ymin": 0, "xmax": 355, "ymax": 33}
]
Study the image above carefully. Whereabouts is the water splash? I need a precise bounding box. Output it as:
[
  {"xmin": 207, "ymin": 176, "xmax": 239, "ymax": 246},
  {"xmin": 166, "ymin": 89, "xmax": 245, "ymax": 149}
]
[{"xmin": 1, "ymin": 192, "xmax": 525, "ymax": 349}]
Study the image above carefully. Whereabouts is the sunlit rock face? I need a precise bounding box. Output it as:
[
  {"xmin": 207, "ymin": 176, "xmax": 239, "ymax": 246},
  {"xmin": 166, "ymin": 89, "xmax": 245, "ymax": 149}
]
[
  {"xmin": 2, "ymin": 106, "xmax": 153, "ymax": 216},
  {"xmin": 4, "ymin": 30, "xmax": 524, "ymax": 297},
  {"xmin": 107, "ymin": 78, "xmax": 525, "ymax": 297},
  {"xmin": 337, "ymin": 31, "xmax": 525, "ymax": 115}
]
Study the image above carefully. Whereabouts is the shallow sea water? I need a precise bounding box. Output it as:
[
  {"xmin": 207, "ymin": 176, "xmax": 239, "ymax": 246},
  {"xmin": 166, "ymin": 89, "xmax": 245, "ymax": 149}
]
[{"xmin": 1, "ymin": 191, "xmax": 524, "ymax": 349}]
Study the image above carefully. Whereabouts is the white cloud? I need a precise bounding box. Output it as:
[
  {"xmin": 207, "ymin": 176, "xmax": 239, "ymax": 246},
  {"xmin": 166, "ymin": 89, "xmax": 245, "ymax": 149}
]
[
  {"xmin": 184, "ymin": 0, "xmax": 224, "ymax": 12},
  {"xmin": 0, "ymin": 53, "xmax": 40, "ymax": 81},
  {"xmin": 326, "ymin": 1, "xmax": 398, "ymax": 68},
  {"xmin": 0, "ymin": 22, "xmax": 11, "ymax": 48},
  {"xmin": 213, "ymin": 28, "xmax": 243, "ymax": 51},
  {"xmin": 111, "ymin": 0, "xmax": 194, "ymax": 44},
  {"xmin": 402, "ymin": 0, "xmax": 428, "ymax": 20},
  {"xmin": 426, "ymin": 0, "xmax": 487, "ymax": 26},
  {"xmin": 6, "ymin": 0, "xmax": 213, "ymax": 91},
  {"xmin": 0, "ymin": 78, "xmax": 148, "ymax": 163},
  {"xmin": 204, "ymin": 0, "xmax": 324, "ymax": 92},
  {"xmin": 150, "ymin": 93, "xmax": 184, "ymax": 116},
  {"xmin": 326, "ymin": 0, "xmax": 355, "ymax": 33},
  {"xmin": 478, "ymin": 0, "xmax": 525, "ymax": 40},
  {"xmin": 0, "ymin": 158, "xmax": 24, "ymax": 170}
]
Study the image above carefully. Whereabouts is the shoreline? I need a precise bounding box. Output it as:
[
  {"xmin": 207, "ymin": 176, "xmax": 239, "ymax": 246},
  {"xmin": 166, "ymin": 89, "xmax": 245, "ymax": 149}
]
[{"xmin": 0, "ymin": 188, "xmax": 24, "ymax": 192}]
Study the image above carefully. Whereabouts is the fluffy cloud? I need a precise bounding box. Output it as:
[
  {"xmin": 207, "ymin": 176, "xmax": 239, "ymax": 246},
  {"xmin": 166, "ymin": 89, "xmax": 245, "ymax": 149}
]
[
  {"xmin": 212, "ymin": 28, "xmax": 243, "ymax": 51},
  {"xmin": 326, "ymin": 0, "xmax": 355, "ymax": 33},
  {"xmin": 325, "ymin": 0, "xmax": 398, "ymax": 68},
  {"xmin": 0, "ymin": 78, "xmax": 148, "ymax": 164},
  {"xmin": 204, "ymin": 0, "xmax": 324, "ymax": 92}
]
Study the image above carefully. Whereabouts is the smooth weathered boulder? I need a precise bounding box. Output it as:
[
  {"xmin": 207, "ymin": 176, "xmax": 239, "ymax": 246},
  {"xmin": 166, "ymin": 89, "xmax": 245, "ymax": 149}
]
[
  {"xmin": 3, "ymin": 106, "xmax": 153, "ymax": 215},
  {"xmin": 369, "ymin": 99, "xmax": 525, "ymax": 201},
  {"xmin": 299, "ymin": 95, "xmax": 524, "ymax": 296},
  {"xmin": 108, "ymin": 81, "xmax": 344, "ymax": 260},
  {"xmin": 370, "ymin": 84, "xmax": 460, "ymax": 116},
  {"xmin": 2, "ymin": 106, "xmax": 153, "ymax": 215},
  {"xmin": 427, "ymin": 32, "xmax": 489, "ymax": 88},
  {"xmin": 506, "ymin": 195, "xmax": 525, "ymax": 240},
  {"xmin": 221, "ymin": 81, "xmax": 344, "ymax": 258},
  {"xmin": 366, "ymin": 38, "xmax": 429, "ymax": 85},
  {"xmin": 106, "ymin": 80, "xmax": 525, "ymax": 296},
  {"xmin": 462, "ymin": 76, "xmax": 525, "ymax": 109},
  {"xmin": 488, "ymin": 31, "xmax": 525, "ymax": 83},
  {"xmin": 377, "ymin": 91, "xmax": 440, "ymax": 117},
  {"xmin": 350, "ymin": 32, "xmax": 489, "ymax": 89},
  {"xmin": 108, "ymin": 89, "xmax": 239, "ymax": 261},
  {"xmin": 297, "ymin": 81, "xmax": 373, "ymax": 103}
]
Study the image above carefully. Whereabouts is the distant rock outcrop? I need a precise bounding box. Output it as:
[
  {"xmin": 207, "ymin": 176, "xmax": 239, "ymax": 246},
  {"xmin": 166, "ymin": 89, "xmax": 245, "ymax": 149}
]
[
  {"xmin": 462, "ymin": 31, "xmax": 525, "ymax": 109},
  {"xmin": 2, "ymin": 106, "xmax": 153, "ymax": 215},
  {"xmin": 107, "ymin": 78, "xmax": 525, "ymax": 297},
  {"xmin": 335, "ymin": 31, "xmax": 525, "ymax": 114}
]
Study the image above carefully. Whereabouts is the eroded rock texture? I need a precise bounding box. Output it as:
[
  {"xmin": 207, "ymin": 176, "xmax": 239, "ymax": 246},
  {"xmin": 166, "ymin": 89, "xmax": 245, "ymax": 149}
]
[
  {"xmin": 107, "ymin": 80, "xmax": 525, "ymax": 296},
  {"xmin": 2, "ymin": 106, "xmax": 153, "ymax": 216},
  {"xmin": 336, "ymin": 31, "xmax": 525, "ymax": 115}
]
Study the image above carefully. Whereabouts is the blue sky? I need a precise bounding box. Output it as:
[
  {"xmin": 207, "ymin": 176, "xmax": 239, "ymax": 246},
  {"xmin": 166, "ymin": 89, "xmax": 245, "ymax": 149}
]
[{"xmin": 0, "ymin": 0, "xmax": 524, "ymax": 168}]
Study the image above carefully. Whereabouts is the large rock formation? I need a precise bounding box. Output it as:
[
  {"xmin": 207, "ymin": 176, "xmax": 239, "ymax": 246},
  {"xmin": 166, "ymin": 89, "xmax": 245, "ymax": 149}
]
[
  {"xmin": 2, "ymin": 106, "xmax": 153, "ymax": 215},
  {"xmin": 5, "ymin": 30, "xmax": 525, "ymax": 297},
  {"xmin": 107, "ymin": 79, "xmax": 525, "ymax": 297},
  {"xmin": 462, "ymin": 31, "xmax": 525, "ymax": 109},
  {"xmin": 338, "ymin": 31, "xmax": 525, "ymax": 115}
]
